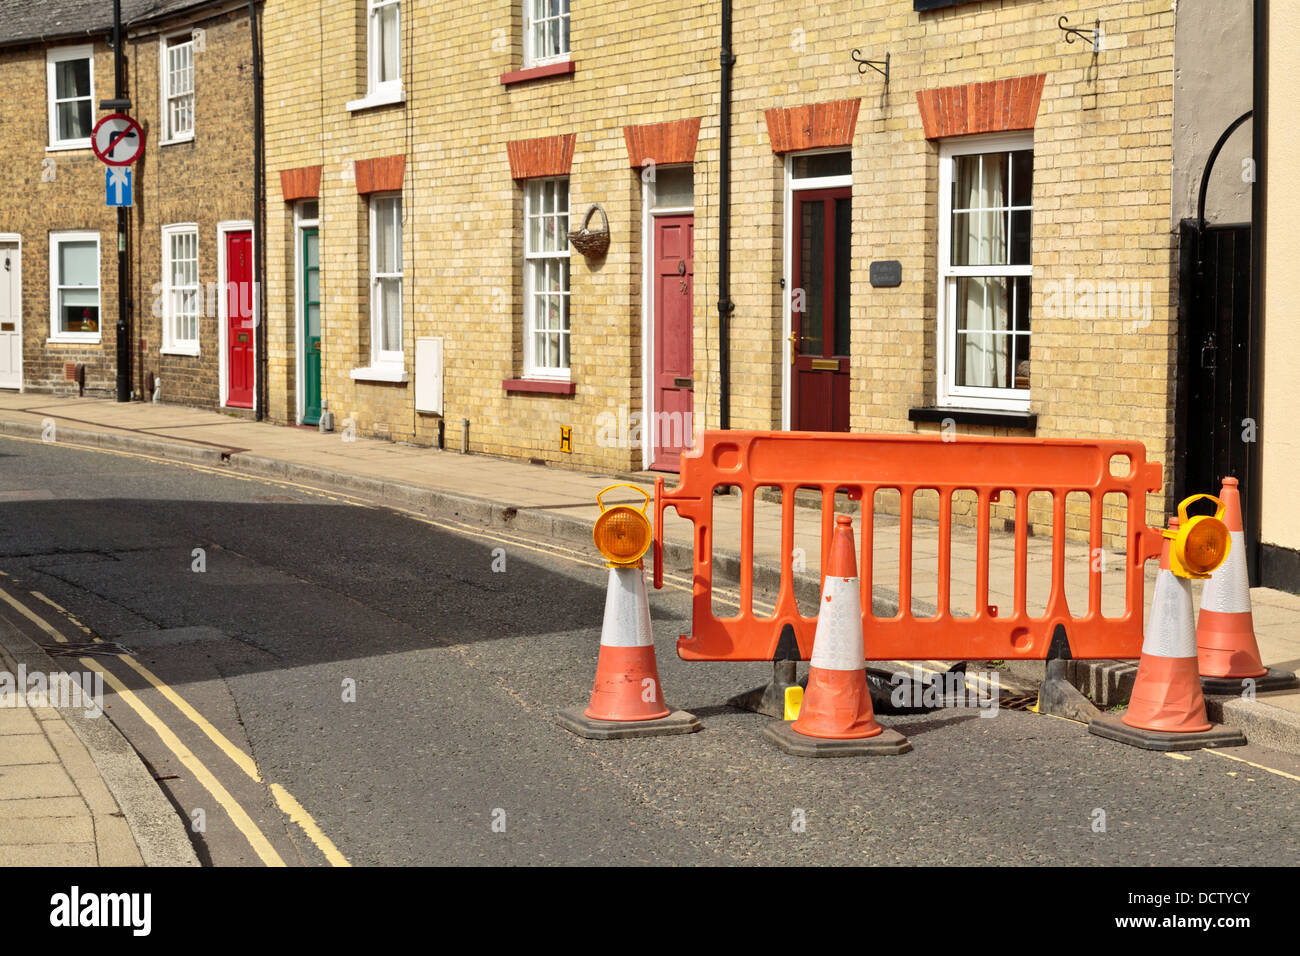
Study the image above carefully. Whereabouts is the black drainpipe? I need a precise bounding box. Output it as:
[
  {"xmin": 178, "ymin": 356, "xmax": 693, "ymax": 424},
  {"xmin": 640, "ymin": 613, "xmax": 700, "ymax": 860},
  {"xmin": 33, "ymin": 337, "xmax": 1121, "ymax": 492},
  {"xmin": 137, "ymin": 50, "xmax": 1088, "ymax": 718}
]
[
  {"xmin": 717, "ymin": 0, "xmax": 736, "ymax": 429},
  {"xmin": 1246, "ymin": 0, "xmax": 1267, "ymax": 585},
  {"xmin": 251, "ymin": 0, "xmax": 267, "ymax": 421}
]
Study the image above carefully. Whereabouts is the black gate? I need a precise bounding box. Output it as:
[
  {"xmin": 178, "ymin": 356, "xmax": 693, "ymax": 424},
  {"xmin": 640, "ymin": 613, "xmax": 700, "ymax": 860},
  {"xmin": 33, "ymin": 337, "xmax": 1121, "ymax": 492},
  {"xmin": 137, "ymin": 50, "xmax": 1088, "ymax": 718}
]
[{"xmin": 1175, "ymin": 221, "xmax": 1253, "ymax": 507}]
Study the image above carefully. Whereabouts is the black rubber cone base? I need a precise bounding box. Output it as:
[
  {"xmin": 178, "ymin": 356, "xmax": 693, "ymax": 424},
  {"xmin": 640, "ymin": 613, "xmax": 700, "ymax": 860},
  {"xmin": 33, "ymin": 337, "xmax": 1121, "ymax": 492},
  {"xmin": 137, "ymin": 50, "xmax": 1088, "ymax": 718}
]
[
  {"xmin": 556, "ymin": 706, "xmax": 701, "ymax": 739},
  {"xmin": 1200, "ymin": 667, "xmax": 1300, "ymax": 696},
  {"xmin": 1089, "ymin": 712, "xmax": 1246, "ymax": 752},
  {"xmin": 762, "ymin": 720, "xmax": 912, "ymax": 757}
]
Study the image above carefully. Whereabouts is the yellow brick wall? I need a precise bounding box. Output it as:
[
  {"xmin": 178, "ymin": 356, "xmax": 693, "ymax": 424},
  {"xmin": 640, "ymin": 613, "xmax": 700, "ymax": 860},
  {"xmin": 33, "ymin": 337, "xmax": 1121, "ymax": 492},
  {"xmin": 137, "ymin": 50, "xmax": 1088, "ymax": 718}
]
[
  {"xmin": 0, "ymin": 9, "xmax": 256, "ymax": 407},
  {"xmin": 263, "ymin": 0, "xmax": 1178, "ymax": 535},
  {"xmin": 1, "ymin": 40, "xmax": 120, "ymax": 396}
]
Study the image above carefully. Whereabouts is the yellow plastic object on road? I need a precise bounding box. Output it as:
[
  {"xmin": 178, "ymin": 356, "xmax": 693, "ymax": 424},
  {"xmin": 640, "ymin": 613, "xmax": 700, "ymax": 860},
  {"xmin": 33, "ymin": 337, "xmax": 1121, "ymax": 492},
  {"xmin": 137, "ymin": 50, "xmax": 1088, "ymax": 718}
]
[
  {"xmin": 1165, "ymin": 493, "xmax": 1231, "ymax": 579},
  {"xmin": 593, "ymin": 483, "xmax": 653, "ymax": 567}
]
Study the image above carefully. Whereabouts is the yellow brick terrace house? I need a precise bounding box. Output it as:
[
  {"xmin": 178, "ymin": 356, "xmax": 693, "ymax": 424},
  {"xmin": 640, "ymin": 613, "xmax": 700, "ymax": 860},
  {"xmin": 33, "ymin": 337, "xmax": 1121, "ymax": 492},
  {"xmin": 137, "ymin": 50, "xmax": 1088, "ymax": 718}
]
[
  {"xmin": 0, "ymin": 0, "xmax": 260, "ymax": 410},
  {"xmin": 261, "ymin": 0, "xmax": 1243, "ymax": 533}
]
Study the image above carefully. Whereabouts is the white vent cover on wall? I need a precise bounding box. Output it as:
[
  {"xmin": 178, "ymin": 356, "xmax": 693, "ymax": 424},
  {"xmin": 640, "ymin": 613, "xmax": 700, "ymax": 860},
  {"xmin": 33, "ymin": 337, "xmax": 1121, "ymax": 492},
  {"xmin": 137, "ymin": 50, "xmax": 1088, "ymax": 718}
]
[{"xmin": 415, "ymin": 337, "xmax": 443, "ymax": 415}]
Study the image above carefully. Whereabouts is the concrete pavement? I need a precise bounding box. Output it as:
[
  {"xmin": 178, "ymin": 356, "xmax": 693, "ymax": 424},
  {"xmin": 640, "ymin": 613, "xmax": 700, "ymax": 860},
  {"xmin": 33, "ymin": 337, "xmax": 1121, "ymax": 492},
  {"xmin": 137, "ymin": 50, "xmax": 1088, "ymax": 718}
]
[{"xmin": 0, "ymin": 626, "xmax": 197, "ymax": 867}]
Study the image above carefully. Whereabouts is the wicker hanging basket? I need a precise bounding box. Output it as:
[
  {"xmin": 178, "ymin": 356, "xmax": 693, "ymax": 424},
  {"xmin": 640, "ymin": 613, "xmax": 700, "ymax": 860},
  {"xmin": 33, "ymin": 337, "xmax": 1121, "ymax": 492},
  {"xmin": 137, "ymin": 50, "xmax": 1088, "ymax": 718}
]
[{"xmin": 569, "ymin": 203, "xmax": 610, "ymax": 259}]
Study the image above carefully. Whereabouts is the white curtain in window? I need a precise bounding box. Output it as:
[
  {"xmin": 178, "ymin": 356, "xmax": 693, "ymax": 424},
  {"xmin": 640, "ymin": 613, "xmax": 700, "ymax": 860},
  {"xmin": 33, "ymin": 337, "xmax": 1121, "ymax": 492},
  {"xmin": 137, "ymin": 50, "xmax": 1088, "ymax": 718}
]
[
  {"xmin": 955, "ymin": 154, "xmax": 1009, "ymax": 388},
  {"xmin": 959, "ymin": 278, "xmax": 1009, "ymax": 388}
]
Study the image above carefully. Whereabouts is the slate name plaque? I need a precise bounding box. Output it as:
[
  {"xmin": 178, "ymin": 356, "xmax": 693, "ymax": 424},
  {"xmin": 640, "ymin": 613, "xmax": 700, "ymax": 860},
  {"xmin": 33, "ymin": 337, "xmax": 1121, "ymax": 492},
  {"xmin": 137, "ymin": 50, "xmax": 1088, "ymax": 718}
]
[{"xmin": 870, "ymin": 260, "xmax": 902, "ymax": 287}]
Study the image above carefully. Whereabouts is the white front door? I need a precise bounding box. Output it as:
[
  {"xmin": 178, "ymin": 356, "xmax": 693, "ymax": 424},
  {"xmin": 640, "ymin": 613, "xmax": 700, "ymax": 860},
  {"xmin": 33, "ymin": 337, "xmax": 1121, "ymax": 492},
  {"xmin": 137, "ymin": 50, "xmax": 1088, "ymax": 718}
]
[{"xmin": 0, "ymin": 242, "xmax": 20, "ymax": 389}]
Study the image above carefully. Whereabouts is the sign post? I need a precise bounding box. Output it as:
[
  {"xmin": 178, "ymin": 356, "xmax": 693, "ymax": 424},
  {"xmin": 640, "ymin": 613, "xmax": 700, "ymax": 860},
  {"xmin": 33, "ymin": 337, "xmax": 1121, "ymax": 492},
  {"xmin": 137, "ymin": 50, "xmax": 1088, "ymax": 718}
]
[{"xmin": 103, "ymin": 0, "xmax": 134, "ymax": 402}]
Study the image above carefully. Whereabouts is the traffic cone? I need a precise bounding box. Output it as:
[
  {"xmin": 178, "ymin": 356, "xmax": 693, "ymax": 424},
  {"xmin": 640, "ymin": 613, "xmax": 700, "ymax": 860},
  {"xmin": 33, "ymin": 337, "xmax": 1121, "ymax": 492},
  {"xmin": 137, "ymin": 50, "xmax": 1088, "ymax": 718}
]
[
  {"xmin": 1197, "ymin": 477, "xmax": 1299, "ymax": 694},
  {"xmin": 557, "ymin": 564, "xmax": 701, "ymax": 739},
  {"xmin": 763, "ymin": 515, "xmax": 911, "ymax": 756},
  {"xmin": 1090, "ymin": 518, "xmax": 1245, "ymax": 751}
]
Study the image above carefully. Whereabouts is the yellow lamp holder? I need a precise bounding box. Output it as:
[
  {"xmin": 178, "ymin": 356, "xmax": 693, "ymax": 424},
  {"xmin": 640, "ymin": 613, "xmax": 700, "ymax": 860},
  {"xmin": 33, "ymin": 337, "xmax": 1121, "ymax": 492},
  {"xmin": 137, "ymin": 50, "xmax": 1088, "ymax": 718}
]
[
  {"xmin": 593, "ymin": 483, "xmax": 653, "ymax": 568},
  {"xmin": 1164, "ymin": 493, "xmax": 1231, "ymax": 579}
]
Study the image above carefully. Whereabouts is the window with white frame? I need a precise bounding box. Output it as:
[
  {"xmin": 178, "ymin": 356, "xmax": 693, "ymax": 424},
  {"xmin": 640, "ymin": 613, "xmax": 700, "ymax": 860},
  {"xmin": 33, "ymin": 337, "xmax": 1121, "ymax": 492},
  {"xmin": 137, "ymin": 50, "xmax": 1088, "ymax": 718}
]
[
  {"xmin": 524, "ymin": 178, "xmax": 570, "ymax": 377},
  {"xmin": 47, "ymin": 46, "xmax": 94, "ymax": 149},
  {"xmin": 523, "ymin": 0, "xmax": 570, "ymax": 68},
  {"xmin": 161, "ymin": 36, "xmax": 195, "ymax": 142},
  {"xmin": 367, "ymin": 0, "xmax": 402, "ymax": 96},
  {"xmin": 938, "ymin": 133, "xmax": 1033, "ymax": 409},
  {"xmin": 369, "ymin": 194, "xmax": 403, "ymax": 368},
  {"xmin": 50, "ymin": 233, "xmax": 100, "ymax": 340},
  {"xmin": 162, "ymin": 225, "xmax": 200, "ymax": 353}
]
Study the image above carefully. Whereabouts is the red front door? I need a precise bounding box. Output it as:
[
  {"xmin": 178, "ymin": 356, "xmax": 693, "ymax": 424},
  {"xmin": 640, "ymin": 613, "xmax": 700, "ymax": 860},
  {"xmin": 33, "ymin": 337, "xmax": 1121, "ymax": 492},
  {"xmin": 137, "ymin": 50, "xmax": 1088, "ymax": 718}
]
[
  {"xmin": 792, "ymin": 188, "xmax": 851, "ymax": 432},
  {"xmin": 226, "ymin": 230, "xmax": 254, "ymax": 408},
  {"xmin": 651, "ymin": 215, "xmax": 694, "ymax": 472}
]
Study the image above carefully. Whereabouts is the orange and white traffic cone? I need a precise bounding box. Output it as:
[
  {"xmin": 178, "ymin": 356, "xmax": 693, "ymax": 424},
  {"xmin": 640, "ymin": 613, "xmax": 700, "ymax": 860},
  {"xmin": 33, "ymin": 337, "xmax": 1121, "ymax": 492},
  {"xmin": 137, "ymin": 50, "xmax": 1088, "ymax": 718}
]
[
  {"xmin": 763, "ymin": 515, "xmax": 910, "ymax": 756},
  {"xmin": 1090, "ymin": 518, "xmax": 1245, "ymax": 751},
  {"xmin": 1197, "ymin": 477, "xmax": 1299, "ymax": 694},
  {"xmin": 557, "ymin": 564, "xmax": 701, "ymax": 739}
]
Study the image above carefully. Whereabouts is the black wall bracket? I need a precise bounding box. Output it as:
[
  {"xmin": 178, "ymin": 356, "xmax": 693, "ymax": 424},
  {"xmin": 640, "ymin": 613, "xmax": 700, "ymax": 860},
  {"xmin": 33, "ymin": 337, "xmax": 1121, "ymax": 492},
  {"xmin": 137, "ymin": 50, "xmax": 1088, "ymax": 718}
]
[
  {"xmin": 1058, "ymin": 16, "xmax": 1102, "ymax": 53},
  {"xmin": 850, "ymin": 49, "xmax": 889, "ymax": 84}
]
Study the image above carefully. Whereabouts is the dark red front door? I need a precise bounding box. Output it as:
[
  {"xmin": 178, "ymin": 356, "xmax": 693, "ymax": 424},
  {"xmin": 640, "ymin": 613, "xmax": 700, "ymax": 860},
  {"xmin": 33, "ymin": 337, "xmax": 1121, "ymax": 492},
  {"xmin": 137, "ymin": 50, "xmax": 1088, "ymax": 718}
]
[
  {"xmin": 226, "ymin": 230, "xmax": 254, "ymax": 408},
  {"xmin": 652, "ymin": 215, "xmax": 694, "ymax": 472},
  {"xmin": 792, "ymin": 188, "xmax": 851, "ymax": 432}
]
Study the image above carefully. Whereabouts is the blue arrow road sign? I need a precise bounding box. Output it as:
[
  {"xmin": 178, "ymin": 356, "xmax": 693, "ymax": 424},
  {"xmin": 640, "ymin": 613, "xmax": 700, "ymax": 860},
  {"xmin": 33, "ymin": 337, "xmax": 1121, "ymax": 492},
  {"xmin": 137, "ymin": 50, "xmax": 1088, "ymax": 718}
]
[{"xmin": 105, "ymin": 167, "xmax": 133, "ymax": 207}]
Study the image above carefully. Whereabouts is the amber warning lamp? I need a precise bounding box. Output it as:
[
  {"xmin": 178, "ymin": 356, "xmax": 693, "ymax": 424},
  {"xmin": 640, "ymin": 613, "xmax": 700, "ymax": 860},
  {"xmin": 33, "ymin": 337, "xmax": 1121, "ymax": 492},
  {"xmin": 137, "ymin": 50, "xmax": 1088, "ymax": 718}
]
[
  {"xmin": 1165, "ymin": 493, "xmax": 1231, "ymax": 579},
  {"xmin": 593, "ymin": 484, "xmax": 653, "ymax": 567}
]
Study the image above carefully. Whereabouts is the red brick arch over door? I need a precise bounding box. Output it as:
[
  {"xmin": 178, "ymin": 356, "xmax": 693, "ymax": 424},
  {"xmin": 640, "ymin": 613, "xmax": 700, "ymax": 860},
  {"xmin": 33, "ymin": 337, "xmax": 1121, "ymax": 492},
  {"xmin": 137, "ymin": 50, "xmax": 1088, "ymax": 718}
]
[{"xmin": 764, "ymin": 99, "xmax": 861, "ymax": 154}]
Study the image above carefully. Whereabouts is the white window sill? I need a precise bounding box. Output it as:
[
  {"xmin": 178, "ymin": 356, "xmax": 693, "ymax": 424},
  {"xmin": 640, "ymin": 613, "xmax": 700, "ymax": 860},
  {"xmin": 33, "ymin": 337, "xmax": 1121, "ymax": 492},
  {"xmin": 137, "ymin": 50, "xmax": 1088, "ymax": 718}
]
[
  {"xmin": 523, "ymin": 55, "xmax": 571, "ymax": 71},
  {"xmin": 160, "ymin": 134, "xmax": 195, "ymax": 146},
  {"xmin": 346, "ymin": 88, "xmax": 405, "ymax": 112},
  {"xmin": 350, "ymin": 365, "xmax": 409, "ymax": 383},
  {"xmin": 160, "ymin": 346, "xmax": 200, "ymax": 357},
  {"xmin": 46, "ymin": 141, "xmax": 91, "ymax": 152},
  {"xmin": 936, "ymin": 398, "xmax": 1032, "ymax": 413},
  {"xmin": 522, "ymin": 371, "xmax": 572, "ymax": 383},
  {"xmin": 47, "ymin": 336, "xmax": 101, "ymax": 346}
]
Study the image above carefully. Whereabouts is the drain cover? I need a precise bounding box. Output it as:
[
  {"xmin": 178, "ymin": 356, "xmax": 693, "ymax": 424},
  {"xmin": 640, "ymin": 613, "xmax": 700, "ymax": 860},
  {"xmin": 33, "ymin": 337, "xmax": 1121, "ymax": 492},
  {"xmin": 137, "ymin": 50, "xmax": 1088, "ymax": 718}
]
[{"xmin": 40, "ymin": 641, "xmax": 131, "ymax": 657}]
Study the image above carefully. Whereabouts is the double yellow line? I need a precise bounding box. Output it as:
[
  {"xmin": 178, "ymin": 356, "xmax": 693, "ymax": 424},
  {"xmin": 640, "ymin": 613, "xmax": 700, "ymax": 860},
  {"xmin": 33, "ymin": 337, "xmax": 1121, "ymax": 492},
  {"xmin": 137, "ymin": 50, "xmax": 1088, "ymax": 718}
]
[{"xmin": 0, "ymin": 581, "xmax": 348, "ymax": 867}]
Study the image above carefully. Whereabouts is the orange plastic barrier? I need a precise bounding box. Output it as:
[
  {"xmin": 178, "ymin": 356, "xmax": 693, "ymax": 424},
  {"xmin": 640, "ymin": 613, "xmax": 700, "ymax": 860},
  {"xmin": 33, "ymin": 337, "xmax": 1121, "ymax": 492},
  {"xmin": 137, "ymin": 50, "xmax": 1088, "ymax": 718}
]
[{"xmin": 653, "ymin": 431, "xmax": 1165, "ymax": 662}]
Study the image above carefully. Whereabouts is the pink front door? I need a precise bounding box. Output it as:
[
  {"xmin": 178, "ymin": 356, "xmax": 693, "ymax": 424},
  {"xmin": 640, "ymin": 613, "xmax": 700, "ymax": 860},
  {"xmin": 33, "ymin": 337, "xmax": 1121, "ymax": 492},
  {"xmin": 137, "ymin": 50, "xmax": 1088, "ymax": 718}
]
[
  {"xmin": 651, "ymin": 215, "xmax": 694, "ymax": 472},
  {"xmin": 226, "ymin": 230, "xmax": 254, "ymax": 408}
]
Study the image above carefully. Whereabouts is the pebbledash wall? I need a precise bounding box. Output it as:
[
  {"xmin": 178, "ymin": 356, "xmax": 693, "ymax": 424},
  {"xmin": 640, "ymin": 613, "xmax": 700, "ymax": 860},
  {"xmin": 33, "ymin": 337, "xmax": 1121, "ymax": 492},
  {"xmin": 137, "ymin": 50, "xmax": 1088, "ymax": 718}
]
[
  {"xmin": 0, "ymin": 0, "xmax": 256, "ymax": 409},
  {"xmin": 1261, "ymin": 0, "xmax": 1300, "ymax": 589},
  {"xmin": 263, "ymin": 1, "xmax": 1181, "ymax": 539}
]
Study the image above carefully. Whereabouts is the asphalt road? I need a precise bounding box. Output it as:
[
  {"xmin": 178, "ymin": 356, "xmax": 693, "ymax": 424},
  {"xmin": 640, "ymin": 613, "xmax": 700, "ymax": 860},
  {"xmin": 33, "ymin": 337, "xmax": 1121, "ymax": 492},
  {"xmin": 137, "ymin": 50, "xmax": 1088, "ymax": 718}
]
[{"xmin": 0, "ymin": 435, "xmax": 1296, "ymax": 866}]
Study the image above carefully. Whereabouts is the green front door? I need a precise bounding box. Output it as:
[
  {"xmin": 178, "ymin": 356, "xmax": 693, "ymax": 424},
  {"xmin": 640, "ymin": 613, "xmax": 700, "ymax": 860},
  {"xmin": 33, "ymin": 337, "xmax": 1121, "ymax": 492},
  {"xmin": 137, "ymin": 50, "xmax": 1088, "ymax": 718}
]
[{"xmin": 302, "ymin": 227, "xmax": 322, "ymax": 425}]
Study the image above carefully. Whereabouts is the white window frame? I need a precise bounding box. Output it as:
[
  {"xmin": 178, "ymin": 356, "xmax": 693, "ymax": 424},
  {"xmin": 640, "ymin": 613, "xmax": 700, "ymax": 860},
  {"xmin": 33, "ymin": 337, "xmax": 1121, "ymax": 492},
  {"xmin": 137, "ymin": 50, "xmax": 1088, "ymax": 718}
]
[
  {"xmin": 347, "ymin": 0, "xmax": 403, "ymax": 111},
  {"xmin": 937, "ymin": 131, "xmax": 1034, "ymax": 411},
  {"xmin": 48, "ymin": 231, "xmax": 101, "ymax": 344},
  {"xmin": 523, "ymin": 0, "xmax": 571, "ymax": 69},
  {"xmin": 161, "ymin": 223, "xmax": 201, "ymax": 356},
  {"xmin": 523, "ymin": 177, "xmax": 571, "ymax": 380},
  {"xmin": 352, "ymin": 193, "xmax": 405, "ymax": 380},
  {"xmin": 781, "ymin": 148, "xmax": 852, "ymax": 430},
  {"xmin": 46, "ymin": 46, "xmax": 94, "ymax": 151},
  {"xmin": 159, "ymin": 35, "xmax": 196, "ymax": 144}
]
